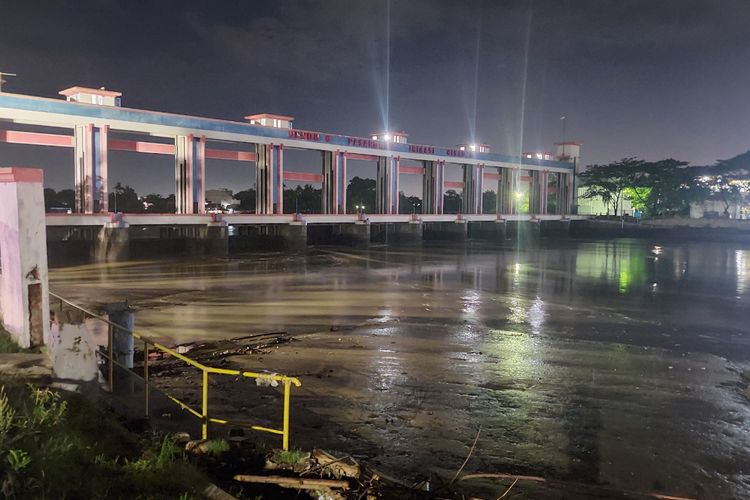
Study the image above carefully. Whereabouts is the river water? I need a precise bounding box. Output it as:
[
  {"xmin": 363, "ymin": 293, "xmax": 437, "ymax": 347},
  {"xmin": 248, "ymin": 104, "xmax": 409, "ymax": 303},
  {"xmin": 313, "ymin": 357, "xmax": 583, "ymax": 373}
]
[{"xmin": 49, "ymin": 239, "xmax": 750, "ymax": 498}]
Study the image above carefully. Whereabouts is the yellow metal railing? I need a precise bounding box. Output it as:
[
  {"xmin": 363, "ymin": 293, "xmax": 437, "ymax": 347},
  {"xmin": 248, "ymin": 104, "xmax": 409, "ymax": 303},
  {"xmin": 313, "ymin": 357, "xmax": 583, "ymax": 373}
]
[{"xmin": 50, "ymin": 292, "xmax": 301, "ymax": 450}]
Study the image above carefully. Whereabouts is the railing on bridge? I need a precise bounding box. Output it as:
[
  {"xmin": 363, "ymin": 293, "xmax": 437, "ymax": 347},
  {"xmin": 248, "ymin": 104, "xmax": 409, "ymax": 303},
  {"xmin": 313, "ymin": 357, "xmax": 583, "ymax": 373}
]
[{"xmin": 50, "ymin": 292, "xmax": 301, "ymax": 450}]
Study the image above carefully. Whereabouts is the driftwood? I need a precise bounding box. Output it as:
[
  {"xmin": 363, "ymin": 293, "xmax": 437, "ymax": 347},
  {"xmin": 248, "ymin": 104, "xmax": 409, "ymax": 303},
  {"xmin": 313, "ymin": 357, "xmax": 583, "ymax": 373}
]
[
  {"xmin": 233, "ymin": 474, "xmax": 349, "ymax": 491},
  {"xmin": 459, "ymin": 473, "xmax": 546, "ymax": 483},
  {"xmin": 311, "ymin": 449, "xmax": 360, "ymax": 478}
]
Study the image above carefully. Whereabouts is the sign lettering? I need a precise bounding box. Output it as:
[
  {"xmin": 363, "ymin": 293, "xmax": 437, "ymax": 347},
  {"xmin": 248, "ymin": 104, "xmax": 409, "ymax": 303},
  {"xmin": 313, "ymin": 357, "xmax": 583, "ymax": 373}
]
[
  {"xmin": 409, "ymin": 144, "xmax": 435, "ymax": 154},
  {"xmin": 347, "ymin": 137, "xmax": 387, "ymax": 149},
  {"xmin": 288, "ymin": 130, "xmax": 320, "ymax": 141}
]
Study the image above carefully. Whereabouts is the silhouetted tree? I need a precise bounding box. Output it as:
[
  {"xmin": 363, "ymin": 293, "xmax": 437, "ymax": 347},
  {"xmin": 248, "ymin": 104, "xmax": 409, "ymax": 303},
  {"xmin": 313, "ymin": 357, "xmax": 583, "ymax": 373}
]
[
  {"xmin": 697, "ymin": 151, "xmax": 750, "ymax": 217},
  {"xmin": 108, "ymin": 183, "xmax": 142, "ymax": 212},
  {"xmin": 641, "ymin": 159, "xmax": 706, "ymax": 216},
  {"xmin": 233, "ymin": 189, "xmax": 257, "ymax": 212},
  {"xmin": 443, "ymin": 190, "xmax": 462, "ymax": 214},
  {"xmin": 44, "ymin": 188, "xmax": 76, "ymax": 212},
  {"xmin": 347, "ymin": 176, "xmax": 376, "ymax": 213},
  {"xmin": 482, "ymin": 190, "xmax": 496, "ymax": 214},
  {"xmin": 399, "ymin": 192, "xmax": 422, "ymax": 214},
  {"xmin": 579, "ymin": 158, "xmax": 646, "ymax": 216},
  {"xmin": 143, "ymin": 193, "xmax": 175, "ymax": 213},
  {"xmin": 283, "ymin": 184, "xmax": 321, "ymax": 213}
]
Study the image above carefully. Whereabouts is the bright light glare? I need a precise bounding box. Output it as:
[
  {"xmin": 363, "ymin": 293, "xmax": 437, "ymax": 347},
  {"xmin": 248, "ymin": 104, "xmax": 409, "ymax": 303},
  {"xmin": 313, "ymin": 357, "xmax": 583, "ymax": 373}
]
[
  {"xmin": 383, "ymin": 134, "xmax": 392, "ymax": 142},
  {"xmin": 469, "ymin": 144, "xmax": 477, "ymax": 151},
  {"xmin": 371, "ymin": 135, "xmax": 378, "ymax": 140},
  {"xmin": 515, "ymin": 191, "xmax": 523, "ymax": 199}
]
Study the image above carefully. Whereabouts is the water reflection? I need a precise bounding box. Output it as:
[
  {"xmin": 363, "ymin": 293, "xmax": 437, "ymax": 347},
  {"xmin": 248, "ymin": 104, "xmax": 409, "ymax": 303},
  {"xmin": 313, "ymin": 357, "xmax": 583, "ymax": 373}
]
[
  {"xmin": 48, "ymin": 239, "xmax": 750, "ymax": 497},
  {"xmin": 49, "ymin": 240, "xmax": 750, "ymax": 357}
]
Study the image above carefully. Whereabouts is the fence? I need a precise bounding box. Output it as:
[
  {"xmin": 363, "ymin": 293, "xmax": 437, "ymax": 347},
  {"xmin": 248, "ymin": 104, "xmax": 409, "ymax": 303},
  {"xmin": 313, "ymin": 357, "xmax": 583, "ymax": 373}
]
[{"xmin": 49, "ymin": 292, "xmax": 301, "ymax": 450}]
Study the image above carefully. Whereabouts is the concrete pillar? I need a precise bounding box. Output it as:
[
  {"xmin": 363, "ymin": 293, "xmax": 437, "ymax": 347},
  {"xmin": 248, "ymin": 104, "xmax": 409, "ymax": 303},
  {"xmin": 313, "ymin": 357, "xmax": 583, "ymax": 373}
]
[
  {"xmin": 256, "ymin": 143, "xmax": 283, "ymax": 215},
  {"xmin": 423, "ymin": 160, "xmax": 445, "ymax": 214},
  {"xmin": 559, "ymin": 172, "xmax": 573, "ymax": 215},
  {"xmin": 205, "ymin": 223, "xmax": 229, "ymax": 256},
  {"xmin": 529, "ymin": 171, "xmax": 548, "ymax": 215},
  {"xmin": 175, "ymin": 135, "xmax": 206, "ymax": 214},
  {"xmin": 105, "ymin": 302, "xmax": 134, "ymax": 394},
  {"xmin": 74, "ymin": 124, "xmax": 109, "ymax": 214},
  {"xmin": 499, "ymin": 167, "xmax": 516, "ymax": 214},
  {"xmin": 336, "ymin": 222, "xmax": 371, "ymax": 248},
  {"xmin": 395, "ymin": 221, "xmax": 423, "ymax": 246},
  {"xmin": 462, "ymin": 164, "xmax": 483, "ymax": 215},
  {"xmin": 278, "ymin": 222, "xmax": 308, "ymax": 252},
  {"xmin": 322, "ymin": 150, "xmax": 347, "ymax": 214},
  {"xmin": 95, "ymin": 222, "xmax": 130, "ymax": 262},
  {"xmin": 506, "ymin": 220, "xmax": 541, "ymax": 243},
  {"xmin": 376, "ymin": 156, "xmax": 399, "ymax": 214},
  {"xmin": 0, "ymin": 168, "xmax": 50, "ymax": 348},
  {"xmin": 540, "ymin": 219, "xmax": 571, "ymax": 237},
  {"xmin": 469, "ymin": 220, "xmax": 506, "ymax": 242},
  {"xmin": 424, "ymin": 221, "xmax": 468, "ymax": 241}
]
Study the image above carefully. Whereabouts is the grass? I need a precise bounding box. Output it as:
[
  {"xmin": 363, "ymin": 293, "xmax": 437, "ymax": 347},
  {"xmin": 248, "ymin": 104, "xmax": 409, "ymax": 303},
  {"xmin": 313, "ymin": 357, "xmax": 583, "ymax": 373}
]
[
  {"xmin": 203, "ymin": 438, "xmax": 230, "ymax": 456},
  {"xmin": 0, "ymin": 382, "xmax": 208, "ymax": 499},
  {"xmin": 270, "ymin": 448, "xmax": 308, "ymax": 467},
  {"xmin": 0, "ymin": 326, "xmax": 24, "ymax": 353}
]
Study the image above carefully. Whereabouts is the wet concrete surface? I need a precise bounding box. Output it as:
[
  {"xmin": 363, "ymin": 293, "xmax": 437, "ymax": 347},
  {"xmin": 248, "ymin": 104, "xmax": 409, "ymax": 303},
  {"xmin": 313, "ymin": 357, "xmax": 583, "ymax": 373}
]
[{"xmin": 49, "ymin": 239, "xmax": 750, "ymax": 498}]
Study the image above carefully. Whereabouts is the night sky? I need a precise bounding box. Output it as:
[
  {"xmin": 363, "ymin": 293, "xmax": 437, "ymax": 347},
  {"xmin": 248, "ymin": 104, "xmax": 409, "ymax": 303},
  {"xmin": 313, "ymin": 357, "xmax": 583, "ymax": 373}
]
[{"xmin": 1, "ymin": 0, "xmax": 749, "ymax": 195}]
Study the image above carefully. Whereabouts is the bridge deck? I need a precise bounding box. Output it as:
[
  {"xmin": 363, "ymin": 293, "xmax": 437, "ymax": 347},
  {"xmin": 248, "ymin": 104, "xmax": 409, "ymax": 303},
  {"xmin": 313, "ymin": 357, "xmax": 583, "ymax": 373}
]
[{"xmin": 46, "ymin": 213, "xmax": 587, "ymax": 226}]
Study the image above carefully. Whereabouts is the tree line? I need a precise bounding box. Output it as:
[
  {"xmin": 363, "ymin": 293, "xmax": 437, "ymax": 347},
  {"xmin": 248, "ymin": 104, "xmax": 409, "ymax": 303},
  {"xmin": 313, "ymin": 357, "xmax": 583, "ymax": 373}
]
[
  {"xmin": 579, "ymin": 151, "xmax": 750, "ymax": 217},
  {"xmin": 44, "ymin": 176, "xmax": 491, "ymax": 215}
]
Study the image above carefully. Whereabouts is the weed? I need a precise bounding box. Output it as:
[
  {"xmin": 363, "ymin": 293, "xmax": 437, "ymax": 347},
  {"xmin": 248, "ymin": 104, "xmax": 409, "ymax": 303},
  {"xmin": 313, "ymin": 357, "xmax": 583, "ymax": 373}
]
[
  {"xmin": 0, "ymin": 327, "xmax": 23, "ymax": 354},
  {"xmin": 204, "ymin": 439, "xmax": 230, "ymax": 456},
  {"xmin": 0, "ymin": 382, "xmax": 207, "ymax": 498},
  {"xmin": 270, "ymin": 448, "xmax": 308, "ymax": 467}
]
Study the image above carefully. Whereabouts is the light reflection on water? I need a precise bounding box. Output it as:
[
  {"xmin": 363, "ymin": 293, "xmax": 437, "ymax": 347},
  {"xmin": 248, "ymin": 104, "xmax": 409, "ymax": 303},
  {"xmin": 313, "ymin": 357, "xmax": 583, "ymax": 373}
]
[
  {"xmin": 49, "ymin": 239, "xmax": 750, "ymax": 356},
  {"xmin": 48, "ymin": 239, "xmax": 750, "ymax": 497}
]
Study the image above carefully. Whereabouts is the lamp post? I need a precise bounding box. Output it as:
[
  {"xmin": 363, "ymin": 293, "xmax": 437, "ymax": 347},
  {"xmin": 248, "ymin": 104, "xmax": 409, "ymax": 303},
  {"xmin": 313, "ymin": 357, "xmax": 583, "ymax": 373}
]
[{"xmin": 560, "ymin": 116, "xmax": 566, "ymax": 158}]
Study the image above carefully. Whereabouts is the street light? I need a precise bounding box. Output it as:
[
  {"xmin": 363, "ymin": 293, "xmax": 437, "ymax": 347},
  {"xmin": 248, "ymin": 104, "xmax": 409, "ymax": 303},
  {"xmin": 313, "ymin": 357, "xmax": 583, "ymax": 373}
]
[{"xmin": 560, "ymin": 116, "xmax": 567, "ymax": 158}]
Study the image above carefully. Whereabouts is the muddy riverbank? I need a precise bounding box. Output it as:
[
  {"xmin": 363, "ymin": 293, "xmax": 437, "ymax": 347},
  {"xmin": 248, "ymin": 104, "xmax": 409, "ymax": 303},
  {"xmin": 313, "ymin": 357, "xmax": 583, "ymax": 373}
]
[{"xmin": 50, "ymin": 240, "xmax": 750, "ymax": 498}]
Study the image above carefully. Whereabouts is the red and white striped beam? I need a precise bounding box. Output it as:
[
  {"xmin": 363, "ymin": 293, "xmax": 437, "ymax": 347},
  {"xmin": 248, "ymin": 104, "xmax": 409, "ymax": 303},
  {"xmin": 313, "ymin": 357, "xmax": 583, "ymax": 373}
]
[
  {"xmin": 346, "ymin": 152, "xmax": 379, "ymax": 161},
  {"xmin": 0, "ymin": 130, "xmax": 74, "ymax": 148},
  {"xmin": 204, "ymin": 149, "xmax": 256, "ymax": 161},
  {"xmin": 400, "ymin": 165, "xmax": 425, "ymax": 175},
  {"xmin": 0, "ymin": 130, "xmax": 256, "ymax": 162},
  {"xmin": 109, "ymin": 139, "xmax": 174, "ymax": 155},
  {"xmin": 283, "ymin": 171, "xmax": 324, "ymax": 183}
]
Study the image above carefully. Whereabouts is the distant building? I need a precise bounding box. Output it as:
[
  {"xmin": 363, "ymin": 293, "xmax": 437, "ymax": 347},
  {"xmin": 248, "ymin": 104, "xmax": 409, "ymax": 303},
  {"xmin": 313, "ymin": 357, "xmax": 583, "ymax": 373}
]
[
  {"xmin": 690, "ymin": 199, "xmax": 744, "ymax": 219},
  {"xmin": 205, "ymin": 188, "xmax": 238, "ymax": 212},
  {"xmin": 244, "ymin": 113, "xmax": 294, "ymax": 129},
  {"xmin": 370, "ymin": 131, "xmax": 408, "ymax": 144},
  {"xmin": 458, "ymin": 143, "xmax": 490, "ymax": 153},
  {"xmin": 523, "ymin": 151, "xmax": 555, "ymax": 161},
  {"xmin": 59, "ymin": 86, "xmax": 122, "ymax": 107}
]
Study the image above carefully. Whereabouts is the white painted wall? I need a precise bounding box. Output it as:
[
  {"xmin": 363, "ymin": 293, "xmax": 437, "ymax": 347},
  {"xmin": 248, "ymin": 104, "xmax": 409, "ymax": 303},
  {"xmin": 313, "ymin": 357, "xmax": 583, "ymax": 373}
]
[{"xmin": 0, "ymin": 169, "xmax": 50, "ymax": 348}]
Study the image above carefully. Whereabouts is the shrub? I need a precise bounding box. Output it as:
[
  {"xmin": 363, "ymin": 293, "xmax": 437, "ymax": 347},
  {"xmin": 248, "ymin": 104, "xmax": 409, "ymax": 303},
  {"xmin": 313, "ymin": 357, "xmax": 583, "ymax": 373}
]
[{"xmin": 0, "ymin": 383, "xmax": 207, "ymax": 498}]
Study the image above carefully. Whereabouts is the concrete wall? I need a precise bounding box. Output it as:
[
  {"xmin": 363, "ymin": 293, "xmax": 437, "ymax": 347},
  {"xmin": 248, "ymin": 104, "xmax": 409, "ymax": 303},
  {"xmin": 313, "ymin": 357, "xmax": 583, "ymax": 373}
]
[{"xmin": 0, "ymin": 168, "xmax": 50, "ymax": 348}]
